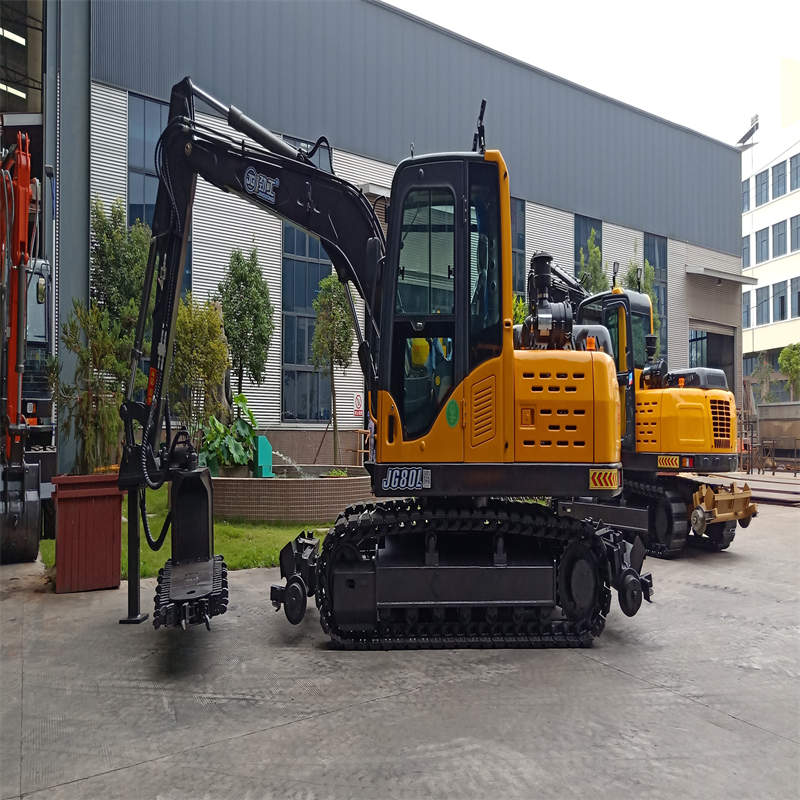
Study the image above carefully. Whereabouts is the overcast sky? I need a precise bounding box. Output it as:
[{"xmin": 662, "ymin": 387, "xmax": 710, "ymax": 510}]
[{"xmin": 382, "ymin": 0, "xmax": 795, "ymax": 146}]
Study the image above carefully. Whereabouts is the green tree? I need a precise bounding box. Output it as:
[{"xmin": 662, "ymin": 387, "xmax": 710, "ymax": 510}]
[
  {"xmin": 778, "ymin": 343, "xmax": 800, "ymax": 401},
  {"xmin": 169, "ymin": 293, "xmax": 231, "ymax": 444},
  {"xmin": 622, "ymin": 251, "xmax": 661, "ymax": 356},
  {"xmin": 578, "ymin": 228, "xmax": 609, "ymax": 293},
  {"xmin": 751, "ymin": 353, "xmax": 775, "ymax": 403},
  {"xmin": 88, "ymin": 196, "xmax": 152, "ymax": 394},
  {"xmin": 89, "ymin": 197, "xmax": 151, "ymax": 318},
  {"xmin": 217, "ymin": 246, "xmax": 275, "ymax": 403},
  {"xmin": 311, "ymin": 274, "xmax": 355, "ymax": 464}
]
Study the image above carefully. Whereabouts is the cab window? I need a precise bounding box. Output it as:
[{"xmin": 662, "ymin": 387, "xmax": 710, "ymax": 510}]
[
  {"xmin": 396, "ymin": 188, "xmax": 455, "ymax": 315},
  {"xmin": 468, "ymin": 163, "xmax": 501, "ymax": 369},
  {"xmin": 391, "ymin": 187, "xmax": 456, "ymax": 439}
]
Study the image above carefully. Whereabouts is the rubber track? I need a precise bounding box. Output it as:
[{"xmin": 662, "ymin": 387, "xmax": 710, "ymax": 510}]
[
  {"xmin": 315, "ymin": 499, "xmax": 613, "ymax": 650},
  {"xmin": 624, "ymin": 479, "xmax": 689, "ymax": 558}
]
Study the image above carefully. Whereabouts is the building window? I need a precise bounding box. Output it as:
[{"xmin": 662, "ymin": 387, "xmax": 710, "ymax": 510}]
[
  {"xmin": 791, "ymin": 215, "xmax": 800, "ymax": 252},
  {"xmin": 755, "ymin": 170, "xmax": 769, "ymax": 206},
  {"xmin": 511, "ymin": 197, "xmax": 526, "ymax": 296},
  {"xmin": 574, "ymin": 214, "xmax": 601, "ymax": 276},
  {"xmin": 756, "ymin": 286, "xmax": 770, "ymax": 325},
  {"xmin": 742, "ymin": 291, "xmax": 751, "ymax": 328},
  {"xmin": 743, "ymin": 354, "xmax": 757, "ymax": 377},
  {"xmin": 281, "ymin": 222, "xmax": 332, "ymax": 421},
  {"xmin": 742, "ymin": 235, "xmax": 750, "ymax": 268},
  {"xmin": 755, "ymin": 228, "xmax": 769, "ymax": 263},
  {"xmin": 128, "ymin": 93, "xmax": 191, "ymax": 292},
  {"xmin": 773, "ymin": 281, "xmax": 787, "ymax": 322},
  {"xmin": 791, "ymin": 276, "xmax": 800, "ymax": 318},
  {"xmin": 791, "ymin": 153, "xmax": 800, "ymax": 191},
  {"xmin": 688, "ymin": 329, "xmax": 707, "ymax": 368},
  {"xmin": 772, "ymin": 161, "xmax": 786, "ymax": 199},
  {"xmin": 741, "ymin": 178, "xmax": 750, "ymax": 212},
  {"xmin": 773, "ymin": 220, "xmax": 787, "ymax": 258},
  {"xmin": 644, "ymin": 232, "xmax": 668, "ymax": 356}
]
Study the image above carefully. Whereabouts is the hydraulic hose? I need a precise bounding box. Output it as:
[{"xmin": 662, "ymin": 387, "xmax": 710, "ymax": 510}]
[{"xmin": 139, "ymin": 487, "xmax": 171, "ymax": 551}]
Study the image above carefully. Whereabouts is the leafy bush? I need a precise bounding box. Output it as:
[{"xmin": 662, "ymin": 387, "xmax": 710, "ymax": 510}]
[
  {"xmin": 169, "ymin": 293, "xmax": 230, "ymax": 443},
  {"xmin": 49, "ymin": 299, "xmax": 127, "ymax": 473},
  {"xmin": 199, "ymin": 394, "xmax": 259, "ymax": 474},
  {"xmin": 325, "ymin": 468, "xmax": 348, "ymax": 477}
]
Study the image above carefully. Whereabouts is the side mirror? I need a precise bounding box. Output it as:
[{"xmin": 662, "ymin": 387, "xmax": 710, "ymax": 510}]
[
  {"xmin": 365, "ymin": 236, "xmax": 381, "ymax": 276},
  {"xmin": 645, "ymin": 333, "xmax": 657, "ymax": 362},
  {"xmin": 36, "ymin": 277, "xmax": 46, "ymax": 304}
]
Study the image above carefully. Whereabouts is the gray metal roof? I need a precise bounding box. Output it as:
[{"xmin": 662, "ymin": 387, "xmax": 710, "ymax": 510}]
[{"xmin": 90, "ymin": 0, "xmax": 740, "ymax": 255}]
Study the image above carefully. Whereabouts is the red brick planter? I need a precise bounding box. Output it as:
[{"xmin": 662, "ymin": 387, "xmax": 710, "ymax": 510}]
[{"xmin": 53, "ymin": 473, "xmax": 124, "ymax": 593}]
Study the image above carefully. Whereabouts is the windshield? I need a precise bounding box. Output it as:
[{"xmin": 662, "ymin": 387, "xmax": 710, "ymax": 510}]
[{"xmin": 631, "ymin": 311, "xmax": 649, "ymax": 368}]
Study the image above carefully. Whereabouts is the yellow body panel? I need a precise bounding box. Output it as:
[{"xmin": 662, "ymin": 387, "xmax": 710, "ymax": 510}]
[
  {"xmin": 635, "ymin": 386, "xmax": 737, "ymax": 454},
  {"xmin": 513, "ymin": 349, "xmax": 619, "ymax": 464},
  {"xmin": 376, "ymin": 387, "xmax": 465, "ymax": 463}
]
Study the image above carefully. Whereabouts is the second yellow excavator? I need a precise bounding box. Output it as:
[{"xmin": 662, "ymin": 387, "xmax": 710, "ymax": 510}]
[{"xmin": 573, "ymin": 280, "xmax": 757, "ymax": 557}]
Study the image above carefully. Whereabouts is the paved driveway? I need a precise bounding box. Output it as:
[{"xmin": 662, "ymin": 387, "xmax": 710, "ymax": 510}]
[{"xmin": 1, "ymin": 503, "xmax": 798, "ymax": 799}]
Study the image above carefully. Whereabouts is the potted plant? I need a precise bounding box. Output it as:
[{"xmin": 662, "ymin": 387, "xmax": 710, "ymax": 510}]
[
  {"xmin": 199, "ymin": 394, "xmax": 259, "ymax": 477},
  {"xmin": 48, "ymin": 297, "xmax": 131, "ymax": 592}
]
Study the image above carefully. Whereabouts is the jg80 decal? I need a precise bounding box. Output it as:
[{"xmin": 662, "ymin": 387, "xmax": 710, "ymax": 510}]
[{"xmin": 381, "ymin": 467, "xmax": 432, "ymax": 492}]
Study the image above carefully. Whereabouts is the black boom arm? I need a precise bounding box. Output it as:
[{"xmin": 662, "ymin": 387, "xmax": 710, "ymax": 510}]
[{"xmin": 120, "ymin": 77, "xmax": 385, "ymax": 489}]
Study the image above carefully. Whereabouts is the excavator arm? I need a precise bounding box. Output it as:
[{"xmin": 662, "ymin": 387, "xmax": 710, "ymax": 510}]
[
  {"xmin": 121, "ymin": 77, "xmax": 385, "ymax": 490},
  {"xmin": 118, "ymin": 78, "xmax": 385, "ymax": 628}
]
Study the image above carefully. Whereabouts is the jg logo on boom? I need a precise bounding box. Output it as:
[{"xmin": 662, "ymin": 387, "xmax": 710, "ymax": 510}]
[{"xmin": 244, "ymin": 166, "xmax": 280, "ymax": 204}]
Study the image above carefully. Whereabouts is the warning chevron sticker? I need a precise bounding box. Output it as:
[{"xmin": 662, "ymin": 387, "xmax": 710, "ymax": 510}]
[
  {"xmin": 589, "ymin": 468, "xmax": 620, "ymax": 489},
  {"xmin": 658, "ymin": 455, "xmax": 680, "ymax": 469}
]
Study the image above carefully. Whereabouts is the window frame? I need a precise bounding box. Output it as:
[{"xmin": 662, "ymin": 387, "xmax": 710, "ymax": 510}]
[
  {"xmin": 510, "ymin": 197, "xmax": 526, "ymax": 297},
  {"xmin": 742, "ymin": 235, "xmax": 750, "ymax": 268},
  {"xmin": 281, "ymin": 221, "xmax": 334, "ymax": 423},
  {"xmin": 755, "ymin": 228, "xmax": 769, "ymax": 263},
  {"xmin": 791, "ymin": 215, "xmax": 800, "ymax": 252},
  {"xmin": 644, "ymin": 232, "xmax": 668, "ymax": 357},
  {"xmin": 772, "ymin": 161, "xmax": 786, "ymax": 199},
  {"xmin": 127, "ymin": 92, "xmax": 192, "ymax": 293},
  {"xmin": 773, "ymin": 220, "xmax": 787, "ymax": 258},
  {"xmin": 755, "ymin": 169, "xmax": 769, "ymax": 206},
  {"xmin": 772, "ymin": 281, "xmax": 787, "ymax": 322},
  {"xmin": 791, "ymin": 153, "xmax": 800, "ymax": 192},
  {"xmin": 742, "ymin": 291, "xmax": 751, "ymax": 329},
  {"xmin": 791, "ymin": 276, "xmax": 800, "ymax": 318},
  {"xmin": 574, "ymin": 214, "xmax": 602, "ymax": 277},
  {"xmin": 741, "ymin": 178, "xmax": 750, "ymax": 212},
  {"xmin": 755, "ymin": 285, "xmax": 770, "ymax": 326}
]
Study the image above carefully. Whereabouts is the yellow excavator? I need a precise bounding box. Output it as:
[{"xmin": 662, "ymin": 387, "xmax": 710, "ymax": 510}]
[
  {"xmin": 573, "ymin": 280, "xmax": 757, "ymax": 556},
  {"xmin": 119, "ymin": 80, "xmax": 654, "ymax": 646}
]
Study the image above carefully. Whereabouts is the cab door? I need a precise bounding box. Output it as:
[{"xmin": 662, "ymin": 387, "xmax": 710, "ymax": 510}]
[
  {"xmin": 463, "ymin": 160, "xmax": 505, "ymax": 462},
  {"xmin": 602, "ymin": 296, "xmax": 636, "ymax": 451},
  {"xmin": 377, "ymin": 159, "xmax": 466, "ymax": 464}
]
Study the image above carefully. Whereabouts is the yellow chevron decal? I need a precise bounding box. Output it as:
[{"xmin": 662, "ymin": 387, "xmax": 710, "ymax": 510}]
[
  {"xmin": 589, "ymin": 468, "xmax": 619, "ymax": 489},
  {"xmin": 658, "ymin": 455, "xmax": 680, "ymax": 469}
]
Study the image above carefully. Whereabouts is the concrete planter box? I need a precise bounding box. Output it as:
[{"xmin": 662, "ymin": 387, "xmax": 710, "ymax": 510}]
[{"xmin": 53, "ymin": 473, "xmax": 124, "ymax": 593}]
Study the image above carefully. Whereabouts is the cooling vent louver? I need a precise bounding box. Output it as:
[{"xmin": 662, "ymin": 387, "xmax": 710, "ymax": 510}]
[{"xmin": 471, "ymin": 376, "xmax": 496, "ymax": 447}]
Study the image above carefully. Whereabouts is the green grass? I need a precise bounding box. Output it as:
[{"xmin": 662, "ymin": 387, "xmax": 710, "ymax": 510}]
[{"xmin": 39, "ymin": 485, "xmax": 330, "ymax": 580}]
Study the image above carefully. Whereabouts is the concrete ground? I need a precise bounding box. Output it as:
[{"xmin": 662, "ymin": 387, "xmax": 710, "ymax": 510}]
[{"xmin": 1, "ymin": 504, "xmax": 798, "ymax": 800}]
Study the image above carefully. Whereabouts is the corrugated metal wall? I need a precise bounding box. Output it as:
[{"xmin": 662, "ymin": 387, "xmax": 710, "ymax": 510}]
[
  {"xmin": 191, "ymin": 112, "xmax": 282, "ymax": 427},
  {"xmin": 89, "ymin": 0, "xmax": 741, "ymax": 257},
  {"xmin": 89, "ymin": 83, "xmax": 127, "ymax": 214},
  {"xmin": 602, "ymin": 224, "xmax": 643, "ymax": 284},
  {"xmin": 524, "ymin": 202, "xmax": 573, "ymax": 273},
  {"xmin": 667, "ymin": 240, "xmax": 690, "ymax": 370}
]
